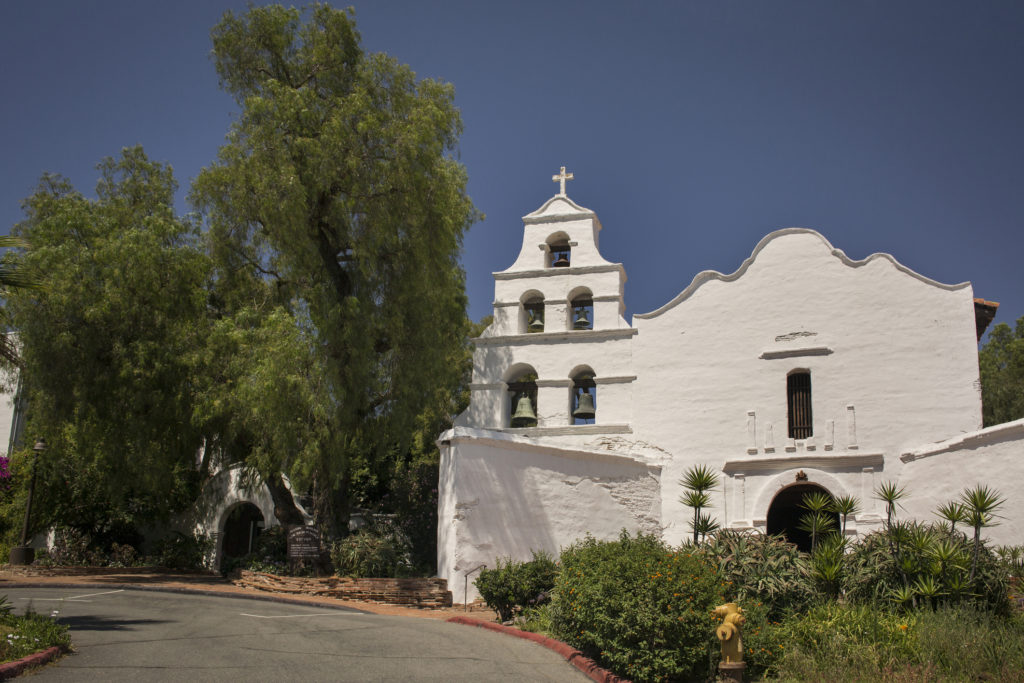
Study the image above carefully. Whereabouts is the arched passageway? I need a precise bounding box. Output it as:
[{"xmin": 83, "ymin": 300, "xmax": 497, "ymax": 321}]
[
  {"xmin": 766, "ymin": 483, "xmax": 838, "ymax": 552},
  {"xmin": 222, "ymin": 502, "xmax": 265, "ymax": 560}
]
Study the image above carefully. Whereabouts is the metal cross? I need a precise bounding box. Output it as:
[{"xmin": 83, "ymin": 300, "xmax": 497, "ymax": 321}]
[{"xmin": 552, "ymin": 166, "xmax": 574, "ymax": 195}]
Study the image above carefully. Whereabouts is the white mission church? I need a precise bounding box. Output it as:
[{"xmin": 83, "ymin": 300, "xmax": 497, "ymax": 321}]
[{"xmin": 437, "ymin": 167, "xmax": 1024, "ymax": 600}]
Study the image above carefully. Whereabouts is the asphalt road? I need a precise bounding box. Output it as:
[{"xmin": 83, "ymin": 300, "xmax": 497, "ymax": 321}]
[{"xmin": 4, "ymin": 587, "xmax": 588, "ymax": 682}]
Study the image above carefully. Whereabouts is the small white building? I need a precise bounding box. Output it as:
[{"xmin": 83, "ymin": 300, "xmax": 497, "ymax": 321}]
[{"xmin": 437, "ymin": 169, "xmax": 1024, "ymax": 599}]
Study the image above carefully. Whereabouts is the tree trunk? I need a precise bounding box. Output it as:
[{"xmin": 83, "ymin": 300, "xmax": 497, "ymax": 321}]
[{"xmin": 265, "ymin": 472, "xmax": 306, "ymax": 530}]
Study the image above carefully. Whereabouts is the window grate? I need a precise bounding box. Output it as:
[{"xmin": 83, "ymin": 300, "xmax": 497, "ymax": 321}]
[{"xmin": 787, "ymin": 372, "xmax": 813, "ymax": 439}]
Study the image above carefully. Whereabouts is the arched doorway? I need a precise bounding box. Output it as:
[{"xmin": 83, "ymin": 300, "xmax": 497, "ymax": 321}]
[
  {"xmin": 766, "ymin": 483, "xmax": 838, "ymax": 552},
  {"xmin": 222, "ymin": 502, "xmax": 264, "ymax": 560}
]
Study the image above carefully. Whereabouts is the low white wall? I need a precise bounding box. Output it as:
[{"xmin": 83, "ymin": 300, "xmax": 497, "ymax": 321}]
[
  {"xmin": 899, "ymin": 419, "xmax": 1024, "ymax": 547},
  {"xmin": 437, "ymin": 427, "xmax": 661, "ymax": 602}
]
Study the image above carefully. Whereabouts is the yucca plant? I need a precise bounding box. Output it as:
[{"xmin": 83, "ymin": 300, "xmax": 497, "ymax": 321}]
[
  {"xmin": 960, "ymin": 484, "xmax": 1004, "ymax": 580},
  {"xmin": 875, "ymin": 481, "xmax": 906, "ymax": 532},
  {"xmin": 876, "ymin": 481, "xmax": 909, "ymax": 588},
  {"xmin": 679, "ymin": 464, "xmax": 720, "ymax": 544},
  {"xmin": 829, "ymin": 494, "xmax": 860, "ymax": 535},
  {"xmin": 798, "ymin": 492, "xmax": 836, "ymax": 553},
  {"xmin": 810, "ymin": 533, "xmax": 848, "ymax": 598},
  {"xmin": 936, "ymin": 500, "xmax": 968, "ymax": 535}
]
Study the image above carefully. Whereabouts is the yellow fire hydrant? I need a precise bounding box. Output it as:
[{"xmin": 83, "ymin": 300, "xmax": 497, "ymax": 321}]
[{"xmin": 712, "ymin": 602, "xmax": 745, "ymax": 681}]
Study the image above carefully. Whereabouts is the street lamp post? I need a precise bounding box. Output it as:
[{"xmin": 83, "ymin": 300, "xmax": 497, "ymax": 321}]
[{"xmin": 9, "ymin": 439, "xmax": 47, "ymax": 566}]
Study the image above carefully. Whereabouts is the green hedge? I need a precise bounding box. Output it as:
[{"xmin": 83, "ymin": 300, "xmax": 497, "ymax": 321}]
[
  {"xmin": 475, "ymin": 550, "xmax": 558, "ymax": 622},
  {"xmin": 549, "ymin": 532, "xmax": 723, "ymax": 683}
]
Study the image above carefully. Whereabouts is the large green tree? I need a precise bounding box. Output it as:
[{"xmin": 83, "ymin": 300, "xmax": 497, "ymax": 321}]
[
  {"xmin": 191, "ymin": 4, "xmax": 477, "ymax": 534},
  {"xmin": 979, "ymin": 316, "xmax": 1024, "ymax": 427},
  {"xmin": 6, "ymin": 147, "xmax": 212, "ymax": 543}
]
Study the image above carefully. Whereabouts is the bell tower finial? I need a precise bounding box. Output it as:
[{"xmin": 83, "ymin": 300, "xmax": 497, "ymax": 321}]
[{"xmin": 552, "ymin": 166, "xmax": 574, "ymax": 196}]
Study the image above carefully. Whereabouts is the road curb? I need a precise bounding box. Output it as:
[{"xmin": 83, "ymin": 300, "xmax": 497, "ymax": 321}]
[
  {"xmin": 446, "ymin": 615, "xmax": 629, "ymax": 683},
  {"xmin": 0, "ymin": 582, "xmax": 368, "ymax": 614},
  {"xmin": 0, "ymin": 645, "xmax": 64, "ymax": 680}
]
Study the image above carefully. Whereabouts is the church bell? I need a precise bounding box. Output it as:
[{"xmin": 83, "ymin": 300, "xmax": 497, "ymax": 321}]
[
  {"xmin": 511, "ymin": 394, "xmax": 537, "ymax": 426},
  {"xmin": 572, "ymin": 308, "xmax": 591, "ymax": 330},
  {"xmin": 552, "ymin": 252, "xmax": 570, "ymax": 267},
  {"xmin": 573, "ymin": 390, "xmax": 596, "ymax": 420},
  {"xmin": 528, "ymin": 313, "xmax": 544, "ymax": 333}
]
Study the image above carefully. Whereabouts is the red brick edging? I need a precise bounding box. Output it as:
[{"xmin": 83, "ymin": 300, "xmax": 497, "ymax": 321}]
[
  {"xmin": 446, "ymin": 616, "xmax": 629, "ymax": 683},
  {"xmin": 0, "ymin": 645, "xmax": 64, "ymax": 680}
]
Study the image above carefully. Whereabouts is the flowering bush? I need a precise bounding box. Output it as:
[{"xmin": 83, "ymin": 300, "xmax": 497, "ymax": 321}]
[{"xmin": 549, "ymin": 532, "xmax": 724, "ymax": 683}]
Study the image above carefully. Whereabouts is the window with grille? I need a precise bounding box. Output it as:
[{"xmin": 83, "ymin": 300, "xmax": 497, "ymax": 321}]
[{"xmin": 787, "ymin": 371, "xmax": 813, "ymax": 439}]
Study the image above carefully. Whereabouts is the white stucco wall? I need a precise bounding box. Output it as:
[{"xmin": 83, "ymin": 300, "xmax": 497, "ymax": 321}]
[
  {"xmin": 632, "ymin": 229, "xmax": 982, "ymax": 544},
  {"xmin": 899, "ymin": 419, "xmax": 1024, "ymax": 546},
  {"xmin": 437, "ymin": 427, "xmax": 661, "ymax": 601}
]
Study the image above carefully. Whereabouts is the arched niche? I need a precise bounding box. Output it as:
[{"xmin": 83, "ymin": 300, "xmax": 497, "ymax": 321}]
[
  {"xmin": 546, "ymin": 231, "xmax": 571, "ymax": 268},
  {"xmin": 520, "ymin": 290, "xmax": 545, "ymax": 333},
  {"xmin": 505, "ymin": 364, "xmax": 539, "ymax": 427},
  {"xmin": 569, "ymin": 365, "xmax": 596, "ymax": 425},
  {"xmin": 567, "ymin": 286, "xmax": 594, "ymax": 330},
  {"xmin": 221, "ymin": 501, "xmax": 265, "ymax": 561}
]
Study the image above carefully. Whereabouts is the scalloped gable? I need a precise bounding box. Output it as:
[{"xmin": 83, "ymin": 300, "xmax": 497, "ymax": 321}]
[
  {"xmin": 522, "ymin": 194, "xmax": 597, "ymax": 224},
  {"xmin": 634, "ymin": 228, "xmax": 970, "ymax": 320}
]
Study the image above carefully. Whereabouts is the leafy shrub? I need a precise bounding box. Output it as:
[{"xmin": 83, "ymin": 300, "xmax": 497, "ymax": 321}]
[
  {"xmin": 385, "ymin": 462, "xmax": 439, "ymax": 573},
  {"xmin": 152, "ymin": 531, "xmax": 212, "ymax": 570},
  {"xmin": 108, "ymin": 542, "xmax": 142, "ymax": 568},
  {"xmin": 549, "ymin": 531, "xmax": 723, "ymax": 683},
  {"xmin": 702, "ymin": 529, "xmax": 812, "ymax": 617},
  {"xmin": 331, "ymin": 521, "xmax": 411, "ymax": 578},
  {"xmin": 844, "ymin": 523, "xmax": 1011, "ymax": 613},
  {"xmin": 47, "ymin": 526, "xmax": 102, "ymax": 566},
  {"xmin": 474, "ymin": 550, "xmax": 558, "ymax": 622}
]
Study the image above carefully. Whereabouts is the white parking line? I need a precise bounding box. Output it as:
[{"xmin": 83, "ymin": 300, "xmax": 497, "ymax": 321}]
[
  {"xmin": 66, "ymin": 589, "xmax": 125, "ymax": 600},
  {"xmin": 239, "ymin": 612, "xmax": 360, "ymax": 619},
  {"xmin": 19, "ymin": 589, "xmax": 125, "ymax": 603}
]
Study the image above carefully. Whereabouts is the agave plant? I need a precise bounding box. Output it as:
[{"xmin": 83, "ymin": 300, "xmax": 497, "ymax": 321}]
[
  {"xmin": 912, "ymin": 574, "xmax": 944, "ymax": 609},
  {"xmin": 679, "ymin": 464, "xmax": 720, "ymax": 544},
  {"xmin": 703, "ymin": 529, "xmax": 811, "ymax": 616},
  {"xmin": 888, "ymin": 584, "xmax": 916, "ymax": 609}
]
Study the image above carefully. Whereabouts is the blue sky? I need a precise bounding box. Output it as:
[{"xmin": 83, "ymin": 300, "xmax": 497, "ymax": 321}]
[{"xmin": 3, "ymin": 1, "xmax": 1022, "ymax": 334}]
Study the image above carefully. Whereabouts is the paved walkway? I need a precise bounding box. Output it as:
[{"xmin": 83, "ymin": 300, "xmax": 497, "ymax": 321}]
[
  {"xmin": 0, "ymin": 585, "xmax": 587, "ymax": 681},
  {"xmin": 0, "ymin": 569, "xmax": 490, "ymax": 620}
]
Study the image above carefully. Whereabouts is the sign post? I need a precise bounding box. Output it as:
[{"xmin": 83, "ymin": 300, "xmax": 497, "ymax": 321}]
[{"xmin": 287, "ymin": 526, "xmax": 321, "ymax": 574}]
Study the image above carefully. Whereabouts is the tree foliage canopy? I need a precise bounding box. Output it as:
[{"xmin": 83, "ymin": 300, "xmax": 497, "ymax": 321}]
[
  {"xmin": 979, "ymin": 316, "xmax": 1024, "ymax": 427},
  {"xmin": 0, "ymin": 5, "xmax": 477, "ymax": 555},
  {"xmin": 191, "ymin": 4, "xmax": 477, "ymax": 532},
  {"xmin": 6, "ymin": 147, "xmax": 211, "ymax": 537}
]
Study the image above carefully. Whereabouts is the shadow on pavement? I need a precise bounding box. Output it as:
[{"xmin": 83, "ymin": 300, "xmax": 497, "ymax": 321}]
[{"xmin": 58, "ymin": 615, "xmax": 173, "ymax": 632}]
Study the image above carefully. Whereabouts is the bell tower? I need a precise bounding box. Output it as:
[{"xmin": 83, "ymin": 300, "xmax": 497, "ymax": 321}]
[{"xmin": 456, "ymin": 167, "xmax": 635, "ymax": 433}]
